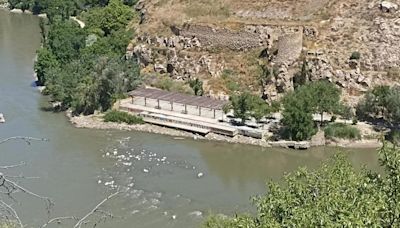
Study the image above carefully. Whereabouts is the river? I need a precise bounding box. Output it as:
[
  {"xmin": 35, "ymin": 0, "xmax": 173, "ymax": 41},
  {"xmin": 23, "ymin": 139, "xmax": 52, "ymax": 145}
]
[{"xmin": 0, "ymin": 10, "xmax": 380, "ymax": 228}]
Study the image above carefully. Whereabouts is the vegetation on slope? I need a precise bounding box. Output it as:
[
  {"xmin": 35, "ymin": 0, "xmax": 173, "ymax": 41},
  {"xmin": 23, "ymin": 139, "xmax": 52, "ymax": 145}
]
[{"xmin": 31, "ymin": 0, "xmax": 141, "ymax": 115}]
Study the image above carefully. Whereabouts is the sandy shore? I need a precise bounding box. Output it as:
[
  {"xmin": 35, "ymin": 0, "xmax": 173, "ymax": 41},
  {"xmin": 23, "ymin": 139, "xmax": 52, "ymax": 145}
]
[{"xmin": 67, "ymin": 112, "xmax": 383, "ymax": 149}]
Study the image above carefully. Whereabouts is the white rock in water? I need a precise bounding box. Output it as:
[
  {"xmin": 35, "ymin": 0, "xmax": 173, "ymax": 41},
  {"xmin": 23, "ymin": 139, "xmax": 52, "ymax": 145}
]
[
  {"xmin": 143, "ymin": 168, "xmax": 149, "ymax": 173},
  {"xmin": 0, "ymin": 113, "xmax": 5, "ymax": 123},
  {"xmin": 105, "ymin": 152, "xmax": 110, "ymax": 156},
  {"xmin": 171, "ymin": 215, "xmax": 177, "ymax": 220},
  {"xmin": 189, "ymin": 211, "xmax": 203, "ymax": 218},
  {"xmin": 197, "ymin": 172, "xmax": 204, "ymax": 178},
  {"xmin": 97, "ymin": 180, "xmax": 102, "ymax": 184},
  {"xmin": 104, "ymin": 181, "xmax": 114, "ymax": 186},
  {"xmin": 113, "ymin": 150, "xmax": 118, "ymax": 155},
  {"xmin": 131, "ymin": 210, "xmax": 140, "ymax": 215}
]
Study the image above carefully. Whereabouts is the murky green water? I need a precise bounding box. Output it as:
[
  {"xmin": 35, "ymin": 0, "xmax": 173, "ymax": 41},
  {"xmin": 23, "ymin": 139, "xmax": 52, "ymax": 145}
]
[{"xmin": 0, "ymin": 10, "xmax": 380, "ymax": 227}]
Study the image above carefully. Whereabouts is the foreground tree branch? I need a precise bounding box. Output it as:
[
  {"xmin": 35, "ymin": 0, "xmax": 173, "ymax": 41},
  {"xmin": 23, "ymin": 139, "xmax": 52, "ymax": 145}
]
[
  {"xmin": 0, "ymin": 136, "xmax": 49, "ymax": 145},
  {"xmin": 73, "ymin": 191, "xmax": 120, "ymax": 228},
  {"xmin": 1, "ymin": 136, "xmax": 120, "ymax": 227}
]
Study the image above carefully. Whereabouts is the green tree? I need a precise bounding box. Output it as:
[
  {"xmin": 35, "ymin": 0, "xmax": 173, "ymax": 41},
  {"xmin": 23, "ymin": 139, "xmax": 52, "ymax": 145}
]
[
  {"xmin": 229, "ymin": 92, "xmax": 253, "ymax": 124},
  {"xmin": 228, "ymin": 93, "xmax": 271, "ymax": 124},
  {"xmin": 34, "ymin": 48, "xmax": 59, "ymax": 86},
  {"xmin": 293, "ymin": 60, "xmax": 310, "ymax": 89},
  {"xmin": 338, "ymin": 104, "xmax": 354, "ymax": 124},
  {"xmin": 257, "ymin": 64, "xmax": 273, "ymax": 98},
  {"xmin": 250, "ymin": 95, "xmax": 270, "ymax": 122},
  {"xmin": 308, "ymin": 80, "xmax": 341, "ymax": 125},
  {"xmin": 282, "ymin": 89, "xmax": 316, "ymax": 141},
  {"xmin": 84, "ymin": 0, "xmax": 134, "ymax": 36},
  {"xmin": 46, "ymin": 19, "xmax": 86, "ymax": 62},
  {"xmin": 205, "ymin": 143, "xmax": 400, "ymax": 227},
  {"xmin": 356, "ymin": 85, "xmax": 400, "ymax": 124},
  {"xmin": 189, "ymin": 78, "xmax": 204, "ymax": 96}
]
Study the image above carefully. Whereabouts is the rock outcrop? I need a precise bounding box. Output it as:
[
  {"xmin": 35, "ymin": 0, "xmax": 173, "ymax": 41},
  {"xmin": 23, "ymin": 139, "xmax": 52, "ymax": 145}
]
[{"xmin": 129, "ymin": 0, "xmax": 400, "ymax": 104}]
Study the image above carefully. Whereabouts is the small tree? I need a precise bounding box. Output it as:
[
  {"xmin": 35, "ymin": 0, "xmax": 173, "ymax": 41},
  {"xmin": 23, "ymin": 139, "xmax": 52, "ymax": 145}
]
[
  {"xmin": 282, "ymin": 90, "xmax": 316, "ymax": 141},
  {"xmin": 257, "ymin": 64, "xmax": 273, "ymax": 98},
  {"xmin": 293, "ymin": 60, "xmax": 310, "ymax": 89},
  {"xmin": 229, "ymin": 92, "xmax": 271, "ymax": 124},
  {"xmin": 230, "ymin": 92, "xmax": 253, "ymax": 124},
  {"xmin": 189, "ymin": 78, "xmax": 204, "ymax": 96},
  {"xmin": 249, "ymin": 95, "xmax": 270, "ymax": 122},
  {"xmin": 338, "ymin": 104, "xmax": 354, "ymax": 124},
  {"xmin": 308, "ymin": 81, "xmax": 341, "ymax": 125}
]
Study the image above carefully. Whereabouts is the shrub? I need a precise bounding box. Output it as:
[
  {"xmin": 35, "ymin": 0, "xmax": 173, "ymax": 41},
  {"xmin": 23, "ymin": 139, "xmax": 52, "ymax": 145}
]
[
  {"xmin": 387, "ymin": 67, "xmax": 400, "ymax": 79},
  {"xmin": 385, "ymin": 129, "xmax": 400, "ymax": 146},
  {"xmin": 352, "ymin": 117, "xmax": 358, "ymax": 125},
  {"xmin": 103, "ymin": 110, "xmax": 144, "ymax": 124},
  {"xmin": 350, "ymin": 51, "xmax": 361, "ymax": 60},
  {"xmin": 331, "ymin": 115, "xmax": 337, "ymax": 122},
  {"xmin": 324, "ymin": 123, "xmax": 361, "ymax": 140}
]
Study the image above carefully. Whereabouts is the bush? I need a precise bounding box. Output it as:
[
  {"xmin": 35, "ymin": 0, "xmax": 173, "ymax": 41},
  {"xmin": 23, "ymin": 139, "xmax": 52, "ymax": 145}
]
[
  {"xmin": 324, "ymin": 123, "xmax": 361, "ymax": 140},
  {"xmin": 330, "ymin": 115, "xmax": 337, "ymax": 122},
  {"xmin": 352, "ymin": 117, "xmax": 358, "ymax": 125},
  {"xmin": 350, "ymin": 51, "xmax": 361, "ymax": 60},
  {"xmin": 103, "ymin": 110, "xmax": 144, "ymax": 124},
  {"xmin": 385, "ymin": 129, "xmax": 400, "ymax": 146}
]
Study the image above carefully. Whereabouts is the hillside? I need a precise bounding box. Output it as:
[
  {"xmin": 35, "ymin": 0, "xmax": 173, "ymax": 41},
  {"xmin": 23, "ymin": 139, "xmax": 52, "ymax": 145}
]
[{"xmin": 129, "ymin": 0, "xmax": 400, "ymax": 105}]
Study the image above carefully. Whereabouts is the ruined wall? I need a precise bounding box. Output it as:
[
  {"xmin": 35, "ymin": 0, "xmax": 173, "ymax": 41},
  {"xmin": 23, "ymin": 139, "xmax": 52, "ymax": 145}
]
[
  {"xmin": 175, "ymin": 24, "xmax": 269, "ymax": 51},
  {"xmin": 274, "ymin": 29, "xmax": 303, "ymax": 65}
]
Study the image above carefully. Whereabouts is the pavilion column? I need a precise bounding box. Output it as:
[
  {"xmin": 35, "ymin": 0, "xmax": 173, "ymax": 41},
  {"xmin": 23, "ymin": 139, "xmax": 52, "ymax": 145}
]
[
  {"xmin": 144, "ymin": 97, "xmax": 147, "ymax": 106},
  {"xmin": 199, "ymin": 106, "xmax": 201, "ymax": 116},
  {"xmin": 213, "ymin": 109, "xmax": 216, "ymax": 119},
  {"xmin": 184, "ymin": 104, "xmax": 187, "ymax": 114},
  {"xmin": 157, "ymin": 99, "xmax": 160, "ymax": 109},
  {"xmin": 170, "ymin": 101, "xmax": 173, "ymax": 111},
  {"xmin": 131, "ymin": 96, "xmax": 134, "ymax": 104}
]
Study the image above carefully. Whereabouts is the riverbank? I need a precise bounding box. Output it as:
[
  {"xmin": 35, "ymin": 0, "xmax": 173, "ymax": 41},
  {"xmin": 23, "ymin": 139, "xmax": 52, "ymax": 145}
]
[
  {"xmin": 67, "ymin": 112, "xmax": 382, "ymax": 149},
  {"xmin": 67, "ymin": 112, "xmax": 274, "ymax": 148}
]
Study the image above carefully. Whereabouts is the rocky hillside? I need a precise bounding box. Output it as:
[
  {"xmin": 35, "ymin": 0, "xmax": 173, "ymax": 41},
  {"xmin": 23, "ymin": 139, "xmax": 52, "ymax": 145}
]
[{"xmin": 128, "ymin": 0, "xmax": 400, "ymax": 104}]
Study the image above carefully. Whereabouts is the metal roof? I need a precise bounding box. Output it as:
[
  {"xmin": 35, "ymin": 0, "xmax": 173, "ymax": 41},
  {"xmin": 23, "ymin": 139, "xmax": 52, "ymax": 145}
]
[{"xmin": 129, "ymin": 88, "xmax": 228, "ymax": 110}]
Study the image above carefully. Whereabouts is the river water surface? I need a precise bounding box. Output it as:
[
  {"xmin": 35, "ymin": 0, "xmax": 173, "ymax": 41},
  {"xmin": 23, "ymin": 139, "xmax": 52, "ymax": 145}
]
[{"xmin": 0, "ymin": 10, "xmax": 380, "ymax": 228}]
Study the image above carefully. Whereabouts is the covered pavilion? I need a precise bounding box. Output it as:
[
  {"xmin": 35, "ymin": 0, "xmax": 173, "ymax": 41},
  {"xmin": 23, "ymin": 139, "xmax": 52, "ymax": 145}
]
[{"xmin": 128, "ymin": 88, "xmax": 229, "ymax": 119}]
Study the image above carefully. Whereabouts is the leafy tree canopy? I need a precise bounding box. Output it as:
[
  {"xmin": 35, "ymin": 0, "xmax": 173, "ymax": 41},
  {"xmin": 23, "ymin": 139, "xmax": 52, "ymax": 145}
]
[
  {"xmin": 46, "ymin": 19, "xmax": 87, "ymax": 62},
  {"xmin": 84, "ymin": 0, "xmax": 134, "ymax": 36},
  {"xmin": 356, "ymin": 85, "xmax": 400, "ymax": 125},
  {"xmin": 281, "ymin": 81, "xmax": 341, "ymax": 140},
  {"xmin": 226, "ymin": 92, "xmax": 273, "ymax": 124}
]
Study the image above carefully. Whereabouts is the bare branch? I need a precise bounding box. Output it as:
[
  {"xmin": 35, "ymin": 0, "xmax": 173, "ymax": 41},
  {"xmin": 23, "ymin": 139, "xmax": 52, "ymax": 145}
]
[
  {"xmin": 0, "ymin": 136, "xmax": 49, "ymax": 145},
  {"xmin": 73, "ymin": 191, "xmax": 120, "ymax": 228},
  {"xmin": 0, "ymin": 174, "xmax": 54, "ymax": 215},
  {"xmin": 41, "ymin": 216, "xmax": 79, "ymax": 228},
  {"xmin": 0, "ymin": 199, "xmax": 23, "ymax": 228},
  {"xmin": 0, "ymin": 162, "xmax": 26, "ymax": 170}
]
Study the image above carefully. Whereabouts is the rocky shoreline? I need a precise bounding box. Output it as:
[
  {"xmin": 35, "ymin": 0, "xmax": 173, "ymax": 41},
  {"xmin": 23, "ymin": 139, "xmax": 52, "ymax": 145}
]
[{"xmin": 67, "ymin": 112, "xmax": 381, "ymax": 149}]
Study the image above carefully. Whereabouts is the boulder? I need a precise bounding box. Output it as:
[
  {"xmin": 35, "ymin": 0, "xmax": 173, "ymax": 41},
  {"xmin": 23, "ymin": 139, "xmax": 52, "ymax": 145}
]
[
  {"xmin": 154, "ymin": 63, "xmax": 167, "ymax": 73},
  {"xmin": 380, "ymin": 1, "xmax": 398, "ymax": 13}
]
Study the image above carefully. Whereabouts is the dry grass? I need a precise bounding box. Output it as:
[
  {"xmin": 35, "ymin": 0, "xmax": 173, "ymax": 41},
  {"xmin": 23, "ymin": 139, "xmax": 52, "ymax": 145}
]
[{"xmin": 139, "ymin": 0, "xmax": 336, "ymax": 34}]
